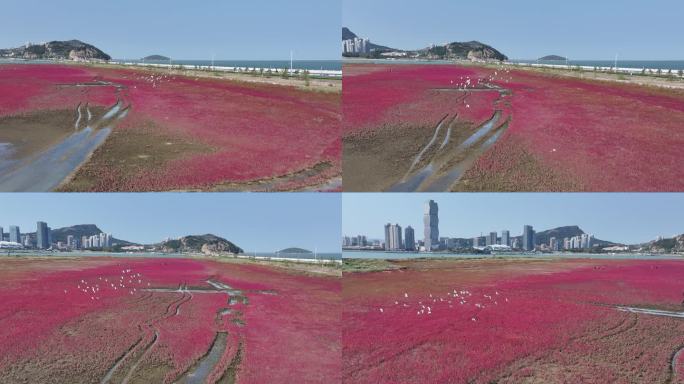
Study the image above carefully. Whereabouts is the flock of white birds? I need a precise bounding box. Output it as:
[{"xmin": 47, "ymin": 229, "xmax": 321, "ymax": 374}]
[
  {"xmin": 63, "ymin": 268, "xmax": 151, "ymax": 301},
  {"xmin": 444, "ymin": 68, "xmax": 514, "ymax": 112},
  {"xmin": 447, "ymin": 67, "xmax": 514, "ymax": 92},
  {"xmin": 130, "ymin": 73, "xmax": 174, "ymax": 89},
  {"xmin": 377, "ymin": 289, "xmax": 510, "ymax": 322}
]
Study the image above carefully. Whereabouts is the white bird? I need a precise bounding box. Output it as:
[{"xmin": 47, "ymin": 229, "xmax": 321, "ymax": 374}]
[
  {"xmin": 379, "ymin": 308, "xmax": 384, "ymax": 313},
  {"xmin": 404, "ymin": 293, "xmax": 408, "ymax": 298}
]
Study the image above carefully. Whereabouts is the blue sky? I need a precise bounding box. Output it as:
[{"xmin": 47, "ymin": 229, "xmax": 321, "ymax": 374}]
[
  {"xmin": 343, "ymin": 0, "xmax": 683, "ymax": 60},
  {"xmin": 343, "ymin": 194, "xmax": 684, "ymax": 244},
  {"xmin": 0, "ymin": 0, "xmax": 340, "ymax": 60},
  {"xmin": 0, "ymin": 193, "xmax": 341, "ymax": 252}
]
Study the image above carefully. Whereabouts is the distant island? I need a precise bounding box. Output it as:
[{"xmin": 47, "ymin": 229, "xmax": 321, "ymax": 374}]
[
  {"xmin": 539, "ymin": 55, "xmax": 567, "ymax": 61},
  {"xmin": 342, "ymin": 27, "xmax": 507, "ymax": 62},
  {"xmin": 278, "ymin": 247, "xmax": 313, "ymax": 254},
  {"xmin": 0, "ymin": 40, "xmax": 110, "ymax": 61},
  {"xmin": 142, "ymin": 55, "xmax": 170, "ymax": 61}
]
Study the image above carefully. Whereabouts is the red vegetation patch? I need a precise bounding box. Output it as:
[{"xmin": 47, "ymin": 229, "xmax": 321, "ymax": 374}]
[
  {"xmin": 342, "ymin": 259, "xmax": 684, "ymax": 383},
  {"xmin": 0, "ymin": 64, "xmax": 340, "ymax": 190},
  {"xmin": 344, "ymin": 63, "xmax": 684, "ymax": 191},
  {"xmin": 0, "ymin": 258, "xmax": 340, "ymax": 383}
]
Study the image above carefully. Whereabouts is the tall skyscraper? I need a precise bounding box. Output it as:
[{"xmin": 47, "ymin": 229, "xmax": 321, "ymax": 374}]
[
  {"xmin": 384, "ymin": 223, "xmax": 391, "ymax": 251},
  {"xmin": 388, "ymin": 224, "xmax": 403, "ymax": 251},
  {"xmin": 36, "ymin": 221, "xmax": 49, "ymax": 249},
  {"xmin": 487, "ymin": 231, "xmax": 497, "ymax": 246},
  {"xmin": 404, "ymin": 226, "xmax": 415, "ymax": 251},
  {"xmin": 0, "ymin": 226, "xmax": 3, "ymax": 242},
  {"xmin": 9, "ymin": 226, "xmax": 20, "ymax": 244},
  {"xmin": 423, "ymin": 200, "xmax": 439, "ymax": 251},
  {"xmin": 501, "ymin": 230, "xmax": 510, "ymax": 246},
  {"xmin": 523, "ymin": 225, "xmax": 535, "ymax": 251}
]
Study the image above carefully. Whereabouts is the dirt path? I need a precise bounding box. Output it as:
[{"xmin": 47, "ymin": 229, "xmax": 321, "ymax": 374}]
[
  {"xmin": 344, "ymin": 84, "xmax": 511, "ymax": 192},
  {"xmin": 0, "ymin": 97, "xmax": 129, "ymax": 191},
  {"xmin": 175, "ymin": 332, "xmax": 229, "ymax": 384}
]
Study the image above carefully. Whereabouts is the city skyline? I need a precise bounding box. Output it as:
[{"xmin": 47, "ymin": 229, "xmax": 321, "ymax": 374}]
[
  {"xmin": 0, "ymin": 0, "xmax": 340, "ymax": 60},
  {"xmin": 343, "ymin": 0, "xmax": 684, "ymax": 60},
  {"xmin": 343, "ymin": 194, "xmax": 684, "ymax": 244},
  {"xmin": 0, "ymin": 193, "xmax": 341, "ymax": 253}
]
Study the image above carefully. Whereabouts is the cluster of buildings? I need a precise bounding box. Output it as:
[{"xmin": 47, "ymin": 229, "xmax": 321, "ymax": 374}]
[
  {"xmin": 561, "ymin": 234, "xmax": 594, "ymax": 250},
  {"xmin": 342, "ymin": 37, "xmax": 370, "ymax": 55},
  {"xmin": 0, "ymin": 221, "xmax": 52, "ymax": 249},
  {"xmin": 343, "ymin": 200, "xmax": 598, "ymax": 253},
  {"xmin": 62, "ymin": 233, "xmax": 113, "ymax": 250},
  {"xmin": 0, "ymin": 221, "xmax": 113, "ymax": 251}
]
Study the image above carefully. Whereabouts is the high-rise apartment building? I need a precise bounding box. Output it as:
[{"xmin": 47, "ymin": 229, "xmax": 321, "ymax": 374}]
[
  {"xmin": 404, "ymin": 226, "xmax": 415, "ymax": 251},
  {"xmin": 424, "ymin": 200, "xmax": 439, "ymax": 251},
  {"xmin": 36, "ymin": 221, "xmax": 49, "ymax": 249},
  {"xmin": 501, "ymin": 230, "xmax": 510, "ymax": 246},
  {"xmin": 523, "ymin": 225, "xmax": 535, "ymax": 251}
]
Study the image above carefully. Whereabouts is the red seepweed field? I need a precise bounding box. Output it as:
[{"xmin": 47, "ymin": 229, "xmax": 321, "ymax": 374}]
[
  {"xmin": 0, "ymin": 63, "xmax": 340, "ymax": 191},
  {"xmin": 0, "ymin": 257, "xmax": 341, "ymax": 384},
  {"xmin": 343, "ymin": 63, "xmax": 684, "ymax": 192},
  {"xmin": 342, "ymin": 258, "xmax": 684, "ymax": 383}
]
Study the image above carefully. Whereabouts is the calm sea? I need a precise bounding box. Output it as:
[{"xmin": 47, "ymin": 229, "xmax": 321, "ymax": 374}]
[
  {"xmin": 343, "ymin": 58, "xmax": 684, "ymax": 71},
  {"xmin": 0, "ymin": 58, "xmax": 341, "ymax": 71},
  {"xmin": 510, "ymin": 59, "xmax": 684, "ymax": 71},
  {"xmin": 343, "ymin": 250, "xmax": 683, "ymax": 261},
  {"xmin": 117, "ymin": 59, "xmax": 341, "ymax": 71}
]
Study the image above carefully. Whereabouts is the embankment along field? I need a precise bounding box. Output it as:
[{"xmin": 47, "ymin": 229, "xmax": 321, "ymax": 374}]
[
  {"xmin": 343, "ymin": 63, "xmax": 684, "ymax": 192},
  {"xmin": 0, "ymin": 257, "xmax": 341, "ymax": 384},
  {"xmin": 0, "ymin": 64, "xmax": 340, "ymax": 191},
  {"xmin": 342, "ymin": 258, "xmax": 684, "ymax": 383}
]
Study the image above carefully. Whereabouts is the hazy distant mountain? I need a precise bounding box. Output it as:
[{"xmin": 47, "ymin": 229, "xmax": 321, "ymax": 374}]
[
  {"xmin": 342, "ymin": 27, "xmax": 357, "ymax": 40},
  {"xmin": 0, "ymin": 40, "xmax": 111, "ymax": 61},
  {"xmin": 539, "ymin": 55, "xmax": 567, "ymax": 61},
  {"xmin": 341, "ymin": 27, "xmax": 401, "ymax": 54},
  {"xmin": 142, "ymin": 54, "xmax": 170, "ymax": 61},
  {"xmin": 160, "ymin": 234, "xmax": 243, "ymax": 255}
]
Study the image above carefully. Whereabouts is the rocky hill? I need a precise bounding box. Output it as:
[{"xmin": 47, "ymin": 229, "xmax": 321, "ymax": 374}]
[
  {"xmin": 647, "ymin": 234, "xmax": 684, "ymax": 253},
  {"xmin": 421, "ymin": 41, "xmax": 508, "ymax": 61},
  {"xmin": 160, "ymin": 234, "xmax": 243, "ymax": 255},
  {"xmin": 0, "ymin": 40, "xmax": 111, "ymax": 61}
]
